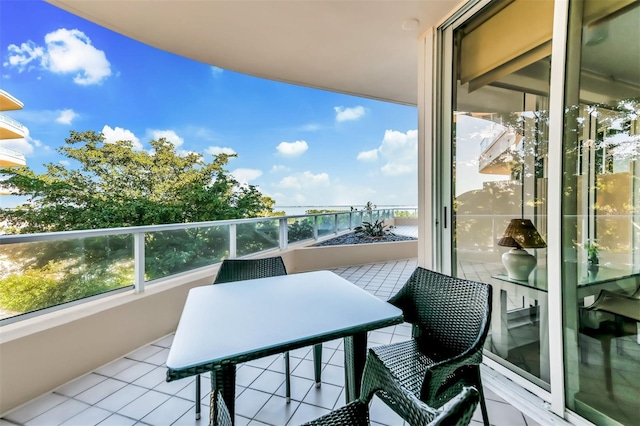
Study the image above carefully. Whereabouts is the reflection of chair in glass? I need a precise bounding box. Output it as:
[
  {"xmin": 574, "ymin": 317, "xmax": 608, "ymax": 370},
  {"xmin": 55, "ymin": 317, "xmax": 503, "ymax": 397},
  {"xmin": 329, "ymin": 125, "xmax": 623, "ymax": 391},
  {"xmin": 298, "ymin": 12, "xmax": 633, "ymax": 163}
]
[
  {"xmin": 302, "ymin": 349, "xmax": 480, "ymax": 426},
  {"xmin": 579, "ymin": 289, "xmax": 640, "ymax": 393},
  {"xmin": 367, "ymin": 267, "xmax": 492, "ymax": 425},
  {"xmin": 193, "ymin": 256, "xmax": 322, "ymax": 417}
]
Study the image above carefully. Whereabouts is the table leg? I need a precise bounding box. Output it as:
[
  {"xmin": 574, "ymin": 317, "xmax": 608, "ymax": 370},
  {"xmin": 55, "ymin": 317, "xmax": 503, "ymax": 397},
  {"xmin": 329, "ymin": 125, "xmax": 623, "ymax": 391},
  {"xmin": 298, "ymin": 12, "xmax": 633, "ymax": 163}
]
[
  {"xmin": 343, "ymin": 331, "xmax": 367, "ymax": 403},
  {"xmin": 313, "ymin": 343, "xmax": 323, "ymax": 388},
  {"xmin": 195, "ymin": 374, "xmax": 201, "ymax": 420},
  {"xmin": 212, "ymin": 364, "xmax": 236, "ymax": 425}
]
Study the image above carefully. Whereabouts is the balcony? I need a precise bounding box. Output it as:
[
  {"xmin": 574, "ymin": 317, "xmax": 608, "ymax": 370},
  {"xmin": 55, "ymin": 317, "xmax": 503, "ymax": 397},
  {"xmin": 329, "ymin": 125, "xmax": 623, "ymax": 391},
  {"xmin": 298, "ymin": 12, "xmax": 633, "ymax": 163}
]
[
  {"xmin": 1, "ymin": 259, "xmax": 547, "ymax": 426},
  {"xmin": 0, "ymin": 114, "xmax": 27, "ymax": 142},
  {"xmin": 0, "ymin": 209, "xmax": 566, "ymax": 425}
]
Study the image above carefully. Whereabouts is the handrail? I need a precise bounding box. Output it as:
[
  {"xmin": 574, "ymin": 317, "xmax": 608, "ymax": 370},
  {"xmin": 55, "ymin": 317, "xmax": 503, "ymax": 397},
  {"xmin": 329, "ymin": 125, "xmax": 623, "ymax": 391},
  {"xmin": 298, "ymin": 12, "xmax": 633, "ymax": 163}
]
[
  {"xmin": 0, "ymin": 113, "xmax": 25, "ymax": 131},
  {"xmin": 0, "ymin": 145, "xmax": 26, "ymax": 161}
]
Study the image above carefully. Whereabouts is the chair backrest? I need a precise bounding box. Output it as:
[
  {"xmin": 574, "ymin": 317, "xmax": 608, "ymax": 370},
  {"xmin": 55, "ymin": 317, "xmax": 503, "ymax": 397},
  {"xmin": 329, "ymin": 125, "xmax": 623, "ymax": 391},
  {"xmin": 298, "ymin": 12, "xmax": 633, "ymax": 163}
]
[
  {"xmin": 388, "ymin": 267, "xmax": 492, "ymax": 359},
  {"xmin": 430, "ymin": 386, "xmax": 480, "ymax": 426},
  {"xmin": 213, "ymin": 256, "xmax": 287, "ymax": 284}
]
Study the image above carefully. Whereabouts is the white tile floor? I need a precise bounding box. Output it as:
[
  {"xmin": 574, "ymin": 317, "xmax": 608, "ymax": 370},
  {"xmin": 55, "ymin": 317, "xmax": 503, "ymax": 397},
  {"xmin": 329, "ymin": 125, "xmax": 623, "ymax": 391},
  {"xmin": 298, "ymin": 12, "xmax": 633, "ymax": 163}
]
[{"xmin": 1, "ymin": 259, "xmax": 541, "ymax": 426}]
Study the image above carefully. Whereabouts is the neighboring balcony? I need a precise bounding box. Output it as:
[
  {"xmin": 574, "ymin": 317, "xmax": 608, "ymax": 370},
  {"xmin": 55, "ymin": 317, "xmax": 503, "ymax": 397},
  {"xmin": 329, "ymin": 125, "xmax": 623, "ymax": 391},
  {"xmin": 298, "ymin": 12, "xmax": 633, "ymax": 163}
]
[{"xmin": 0, "ymin": 114, "xmax": 27, "ymax": 142}]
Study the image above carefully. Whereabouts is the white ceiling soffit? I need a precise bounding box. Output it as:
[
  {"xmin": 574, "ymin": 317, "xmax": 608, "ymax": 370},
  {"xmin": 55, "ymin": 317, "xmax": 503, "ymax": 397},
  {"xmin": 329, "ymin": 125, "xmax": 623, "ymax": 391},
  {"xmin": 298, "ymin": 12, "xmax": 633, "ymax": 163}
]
[{"xmin": 45, "ymin": 0, "xmax": 461, "ymax": 106}]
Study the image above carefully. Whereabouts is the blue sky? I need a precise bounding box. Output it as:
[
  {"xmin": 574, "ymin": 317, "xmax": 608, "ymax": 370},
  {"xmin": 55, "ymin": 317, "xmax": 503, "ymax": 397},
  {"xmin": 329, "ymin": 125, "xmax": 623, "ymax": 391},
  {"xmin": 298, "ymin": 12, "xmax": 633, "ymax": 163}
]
[{"xmin": 0, "ymin": 0, "xmax": 417, "ymax": 209}]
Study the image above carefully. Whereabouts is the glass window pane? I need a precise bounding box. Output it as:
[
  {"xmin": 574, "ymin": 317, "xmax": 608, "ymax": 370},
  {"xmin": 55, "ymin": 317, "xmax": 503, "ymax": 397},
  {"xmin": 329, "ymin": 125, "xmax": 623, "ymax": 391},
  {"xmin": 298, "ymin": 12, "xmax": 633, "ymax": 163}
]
[
  {"xmin": 562, "ymin": 1, "xmax": 640, "ymax": 423},
  {"xmin": 451, "ymin": 0, "xmax": 552, "ymax": 389}
]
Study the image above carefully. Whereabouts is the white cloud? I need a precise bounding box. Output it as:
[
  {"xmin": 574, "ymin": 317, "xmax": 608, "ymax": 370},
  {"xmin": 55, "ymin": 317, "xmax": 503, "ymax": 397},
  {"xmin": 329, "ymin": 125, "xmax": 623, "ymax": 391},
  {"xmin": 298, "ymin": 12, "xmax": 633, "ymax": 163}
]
[
  {"xmin": 231, "ymin": 168, "xmax": 262, "ymax": 184},
  {"xmin": 277, "ymin": 171, "xmax": 330, "ymax": 190},
  {"xmin": 101, "ymin": 125, "xmax": 142, "ymax": 150},
  {"xmin": 148, "ymin": 129, "xmax": 184, "ymax": 147},
  {"xmin": 276, "ymin": 140, "xmax": 308, "ymax": 157},
  {"xmin": 205, "ymin": 146, "xmax": 237, "ymax": 156},
  {"xmin": 44, "ymin": 29, "xmax": 111, "ymax": 85},
  {"xmin": 378, "ymin": 129, "xmax": 418, "ymax": 176},
  {"xmin": 5, "ymin": 29, "xmax": 111, "ymax": 85},
  {"xmin": 4, "ymin": 41, "xmax": 44, "ymax": 71},
  {"xmin": 211, "ymin": 66, "xmax": 224, "ymax": 77},
  {"xmin": 334, "ymin": 106, "xmax": 365, "ymax": 122},
  {"xmin": 59, "ymin": 160, "xmax": 70, "ymax": 166},
  {"xmin": 357, "ymin": 149, "xmax": 378, "ymax": 162},
  {"xmin": 298, "ymin": 123, "xmax": 320, "ymax": 131},
  {"xmin": 270, "ymin": 165, "xmax": 290, "ymax": 173},
  {"xmin": 55, "ymin": 109, "xmax": 78, "ymax": 125}
]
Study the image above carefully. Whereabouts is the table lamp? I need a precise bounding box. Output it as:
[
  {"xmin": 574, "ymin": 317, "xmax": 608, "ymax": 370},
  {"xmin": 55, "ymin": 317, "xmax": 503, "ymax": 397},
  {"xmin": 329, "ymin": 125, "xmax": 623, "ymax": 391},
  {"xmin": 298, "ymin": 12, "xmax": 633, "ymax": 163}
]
[{"xmin": 498, "ymin": 219, "xmax": 546, "ymax": 280}]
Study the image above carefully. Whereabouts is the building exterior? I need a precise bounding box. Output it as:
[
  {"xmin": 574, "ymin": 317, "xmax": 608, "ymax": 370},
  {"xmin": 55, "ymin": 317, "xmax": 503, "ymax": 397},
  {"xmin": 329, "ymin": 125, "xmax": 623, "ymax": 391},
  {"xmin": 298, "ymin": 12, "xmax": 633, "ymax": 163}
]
[
  {"xmin": 4, "ymin": 0, "xmax": 638, "ymax": 424},
  {"xmin": 0, "ymin": 89, "xmax": 27, "ymax": 168}
]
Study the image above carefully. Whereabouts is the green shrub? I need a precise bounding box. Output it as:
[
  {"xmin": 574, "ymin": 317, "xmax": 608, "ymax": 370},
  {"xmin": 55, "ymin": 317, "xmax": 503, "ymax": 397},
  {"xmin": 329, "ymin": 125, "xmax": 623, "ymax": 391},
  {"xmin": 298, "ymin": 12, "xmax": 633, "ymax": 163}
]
[{"xmin": 354, "ymin": 219, "xmax": 394, "ymax": 238}]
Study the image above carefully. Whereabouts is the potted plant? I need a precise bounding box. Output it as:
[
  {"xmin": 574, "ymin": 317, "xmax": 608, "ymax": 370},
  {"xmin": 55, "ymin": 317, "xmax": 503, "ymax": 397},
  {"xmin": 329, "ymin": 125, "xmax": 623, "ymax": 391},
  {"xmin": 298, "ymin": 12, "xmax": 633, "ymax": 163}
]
[
  {"xmin": 354, "ymin": 219, "xmax": 394, "ymax": 240},
  {"xmin": 583, "ymin": 240, "xmax": 600, "ymax": 276}
]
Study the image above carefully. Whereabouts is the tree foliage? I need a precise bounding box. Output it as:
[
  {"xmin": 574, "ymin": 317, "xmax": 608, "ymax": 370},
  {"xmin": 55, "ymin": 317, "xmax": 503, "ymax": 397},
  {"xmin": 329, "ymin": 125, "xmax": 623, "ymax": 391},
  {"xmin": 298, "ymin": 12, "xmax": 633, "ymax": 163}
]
[
  {"xmin": 0, "ymin": 131, "xmax": 277, "ymax": 314},
  {"xmin": 0, "ymin": 130, "xmax": 275, "ymax": 233}
]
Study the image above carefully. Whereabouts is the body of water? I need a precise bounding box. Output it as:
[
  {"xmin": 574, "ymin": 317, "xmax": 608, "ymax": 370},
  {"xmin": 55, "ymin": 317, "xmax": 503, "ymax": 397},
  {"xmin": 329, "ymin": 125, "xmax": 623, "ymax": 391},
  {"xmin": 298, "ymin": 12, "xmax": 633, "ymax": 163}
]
[{"xmin": 274, "ymin": 205, "xmax": 417, "ymax": 216}]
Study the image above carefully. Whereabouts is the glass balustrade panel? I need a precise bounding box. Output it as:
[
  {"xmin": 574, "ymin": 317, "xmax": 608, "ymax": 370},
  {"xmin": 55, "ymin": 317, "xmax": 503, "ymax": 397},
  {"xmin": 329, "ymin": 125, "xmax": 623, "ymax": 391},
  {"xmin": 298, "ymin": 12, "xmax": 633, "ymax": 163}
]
[
  {"xmin": 287, "ymin": 217, "xmax": 314, "ymax": 244},
  {"xmin": 145, "ymin": 225, "xmax": 229, "ymax": 282},
  {"xmin": 336, "ymin": 213, "xmax": 351, "ymax": 233},
  {"xmin": 0, "ymin": 235, "xmax": 134, "ymax": 320},
  {"xmin": 316, "ymin": 214, "xmax": 335, "ymax": 238},
  {"xmin": 236, "ymin": 220, "xmax": 279, "ymax": 256}
]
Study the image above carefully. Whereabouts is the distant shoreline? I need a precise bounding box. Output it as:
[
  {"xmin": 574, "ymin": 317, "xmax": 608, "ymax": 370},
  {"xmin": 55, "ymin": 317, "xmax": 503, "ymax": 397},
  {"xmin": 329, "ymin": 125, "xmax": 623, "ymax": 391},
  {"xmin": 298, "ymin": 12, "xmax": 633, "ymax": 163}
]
[{"xmin": 274, "ymin": 205, "xmax": 417, "ymax": 215}]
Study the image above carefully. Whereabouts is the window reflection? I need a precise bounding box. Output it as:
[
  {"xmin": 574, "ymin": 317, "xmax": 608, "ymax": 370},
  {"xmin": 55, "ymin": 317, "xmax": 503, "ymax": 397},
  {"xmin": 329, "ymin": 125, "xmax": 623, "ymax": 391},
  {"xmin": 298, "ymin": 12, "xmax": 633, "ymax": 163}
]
[{"xmin": 563, "ymin": 1, "xmax": 640, "ymax": 424}]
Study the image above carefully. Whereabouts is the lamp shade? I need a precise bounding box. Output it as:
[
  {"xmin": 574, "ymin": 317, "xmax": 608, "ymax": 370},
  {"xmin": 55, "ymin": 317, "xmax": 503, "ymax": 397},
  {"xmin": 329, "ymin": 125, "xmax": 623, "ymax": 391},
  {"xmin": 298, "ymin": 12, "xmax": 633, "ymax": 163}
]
[
  {"xmin": 498, "ymin": 219, "xmax": 546, "ymax": 281},
  {"xmin": 497, "ymin": 219, "xmax": 546, "ymax": 249}
]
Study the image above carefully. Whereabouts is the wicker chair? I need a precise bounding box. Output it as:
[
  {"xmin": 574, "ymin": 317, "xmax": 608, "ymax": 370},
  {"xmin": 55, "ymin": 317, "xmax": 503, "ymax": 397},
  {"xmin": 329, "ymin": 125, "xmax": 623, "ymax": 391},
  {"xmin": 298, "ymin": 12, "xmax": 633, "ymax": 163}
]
[
  {"xmin": 192, "ymin": 256, "xmax": 322, "ymax": 417},
  {"xmin": 303, "ymin": 348, "xmax": 480, "ymax": 426},
  {"xmin": 368, "ymin": 267, "xmax": 492, "ymax": 426}
]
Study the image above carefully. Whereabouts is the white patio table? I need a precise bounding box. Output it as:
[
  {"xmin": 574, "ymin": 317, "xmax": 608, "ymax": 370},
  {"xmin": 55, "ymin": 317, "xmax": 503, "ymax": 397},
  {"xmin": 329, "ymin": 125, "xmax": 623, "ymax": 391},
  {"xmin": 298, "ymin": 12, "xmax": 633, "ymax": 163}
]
[{"xmin": 166, "ymin": 270, "xmax": 403, "ymax": 424}]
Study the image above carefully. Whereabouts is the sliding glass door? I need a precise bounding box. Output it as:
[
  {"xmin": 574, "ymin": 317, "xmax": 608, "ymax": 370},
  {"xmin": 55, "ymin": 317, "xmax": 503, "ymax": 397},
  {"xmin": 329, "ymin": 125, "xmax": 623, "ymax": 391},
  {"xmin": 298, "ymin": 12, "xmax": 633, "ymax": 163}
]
[
  {"xmin": 561, "ymin": 1, "xmax": 640, "ymax": 424},
  {"xmin": 447, "ymin": 0, "xmax": 553, "ymax": 390},
  {"xmin": 437, "ymin": 0, "xmax": 639, "ymax": 422}
]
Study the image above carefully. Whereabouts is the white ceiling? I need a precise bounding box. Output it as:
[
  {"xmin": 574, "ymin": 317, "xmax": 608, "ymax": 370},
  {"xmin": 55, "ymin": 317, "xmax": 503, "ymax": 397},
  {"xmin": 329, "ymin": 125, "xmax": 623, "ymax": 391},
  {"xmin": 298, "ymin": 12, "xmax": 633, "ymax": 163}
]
[{"xmin": 45, "ymin": 0, "xmax": 463, "ymax": 106}]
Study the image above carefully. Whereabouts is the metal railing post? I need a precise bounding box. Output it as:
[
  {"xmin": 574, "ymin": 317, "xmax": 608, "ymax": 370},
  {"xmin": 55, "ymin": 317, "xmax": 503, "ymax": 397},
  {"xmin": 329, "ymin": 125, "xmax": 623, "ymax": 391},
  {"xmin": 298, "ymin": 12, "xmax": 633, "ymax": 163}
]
[
  {"xmin": 279, "ymin": 218, "xmax": 288, "ymax": 250},
  {"xmin": 229, "ymin": 224, "xmax": 237, "ymax": 258},
  {"xmin": 313, "ymin": 216, "xmax": 319, "ymax": 240},
  {"xmin": 333, "ymin": 214, "xmax": 338, "ymax": 234},
  {"xmin": 134, "ymin": 232, "xmax": 145, "ymax": 294}
]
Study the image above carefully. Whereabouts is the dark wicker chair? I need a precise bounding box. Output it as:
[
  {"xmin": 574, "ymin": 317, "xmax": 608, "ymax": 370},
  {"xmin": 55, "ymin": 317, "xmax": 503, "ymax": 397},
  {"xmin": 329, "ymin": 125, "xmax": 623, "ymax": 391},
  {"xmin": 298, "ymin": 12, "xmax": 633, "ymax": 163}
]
[
  {"xmin": 368, "ymin": 267, "xmax": 492, "ymax": 425},
  {"xmin": 193, "ymin": 256, "xmax": 322, "ymax": 416},
  {"xmin": 303, "ymin": 348, "xmax": 480, "ymax": 425}
]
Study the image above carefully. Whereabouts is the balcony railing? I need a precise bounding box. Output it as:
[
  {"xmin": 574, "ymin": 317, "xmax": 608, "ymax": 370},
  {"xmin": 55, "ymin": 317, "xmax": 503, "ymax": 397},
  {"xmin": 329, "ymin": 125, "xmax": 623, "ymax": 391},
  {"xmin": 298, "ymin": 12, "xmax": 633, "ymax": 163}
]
[
  {"xmin": 0, "ymin": 146, "xmax": 25, "ymax": 161},
  {"xmin": 0, "ymin": 208, "xmax": 416, "ymax": 324}
]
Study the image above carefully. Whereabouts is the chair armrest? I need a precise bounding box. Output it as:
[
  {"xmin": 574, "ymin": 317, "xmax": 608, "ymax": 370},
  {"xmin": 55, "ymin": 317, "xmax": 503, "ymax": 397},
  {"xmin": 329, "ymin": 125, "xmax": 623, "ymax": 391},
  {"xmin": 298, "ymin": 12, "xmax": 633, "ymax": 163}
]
[
  {"xmin": 586, "ymin": 290, "xmax": 640, "ymax": 322},
  {"xmin": 430, "ymin": 386, "xmax": 480, "ymax": 426},
  {"xmin": 419, "ymin": 345, "xmax": 483, "ymax": 404}
]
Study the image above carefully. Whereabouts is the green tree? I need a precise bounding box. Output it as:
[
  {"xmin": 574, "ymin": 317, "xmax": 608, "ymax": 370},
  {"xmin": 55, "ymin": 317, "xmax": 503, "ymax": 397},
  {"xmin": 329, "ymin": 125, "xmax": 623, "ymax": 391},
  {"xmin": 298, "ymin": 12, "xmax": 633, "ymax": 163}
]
[
  {"xmin": 0, "ymin": 130, "xmax": 276, "ymax": 313},
  {"xmin": 0, "ymin": 130, "xmax": 275, "ymax": 232}
]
